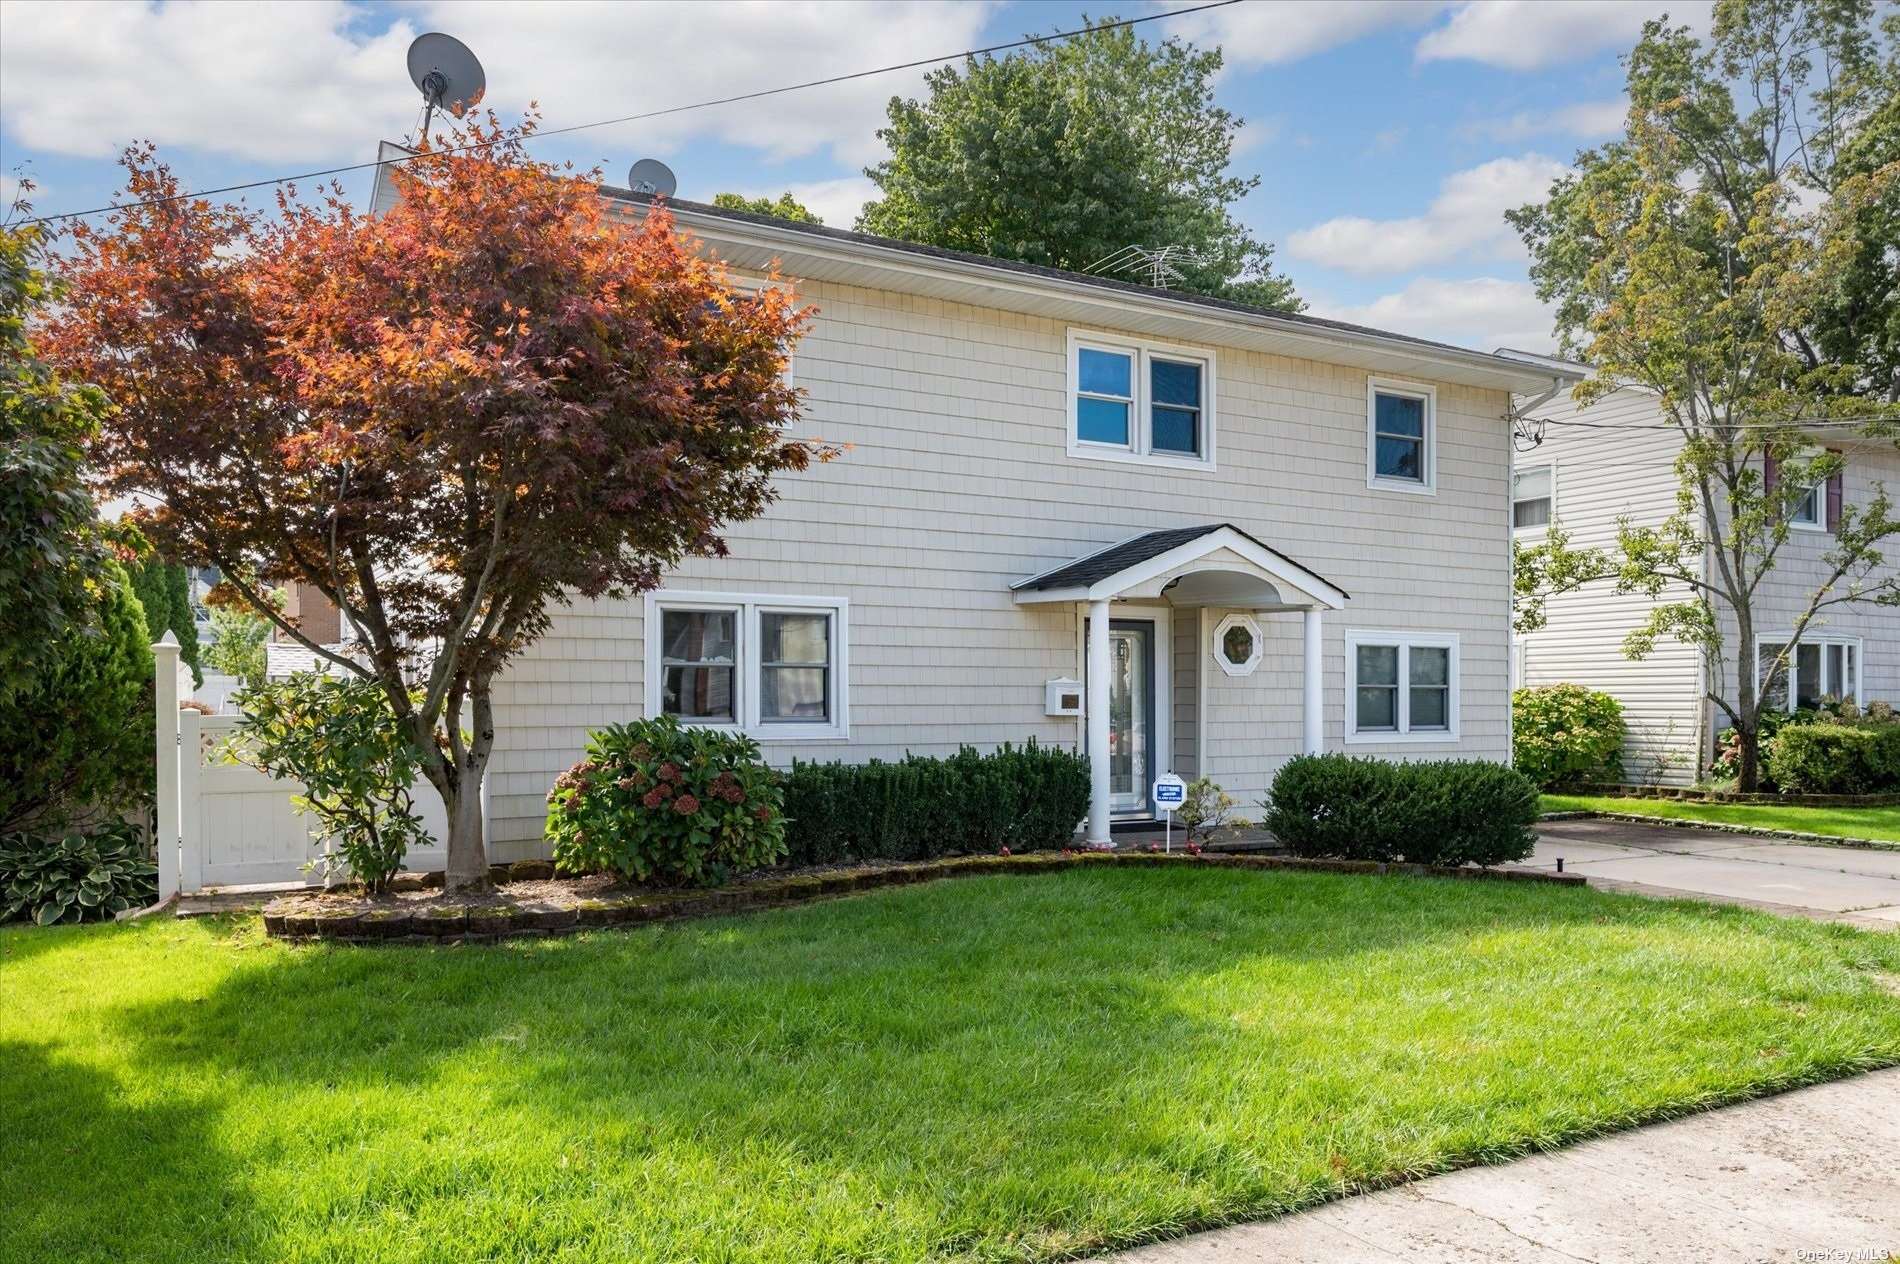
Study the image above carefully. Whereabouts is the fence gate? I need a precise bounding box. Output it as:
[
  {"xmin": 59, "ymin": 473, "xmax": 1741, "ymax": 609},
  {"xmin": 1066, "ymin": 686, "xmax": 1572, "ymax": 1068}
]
[{"xmin": 153, "ymin": 638, "xmax": 447, "ymax": 896}]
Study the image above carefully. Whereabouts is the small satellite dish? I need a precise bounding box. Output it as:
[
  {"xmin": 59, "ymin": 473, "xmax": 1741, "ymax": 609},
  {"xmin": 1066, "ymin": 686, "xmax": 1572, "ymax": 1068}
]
[
  {"xmin": 407, "ymin": 32, "xmax": 485, "ymax": 140},
  {"xmin": 627, "ymin": 158, "xmax": 678, "ymax": 199}
]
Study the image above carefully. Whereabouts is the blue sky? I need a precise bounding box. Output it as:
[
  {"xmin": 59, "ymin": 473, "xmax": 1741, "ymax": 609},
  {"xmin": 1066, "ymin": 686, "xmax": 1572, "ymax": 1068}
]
[{"xmin": 0, "ymin": 1, "xmax": 1711, "ymax": 352}]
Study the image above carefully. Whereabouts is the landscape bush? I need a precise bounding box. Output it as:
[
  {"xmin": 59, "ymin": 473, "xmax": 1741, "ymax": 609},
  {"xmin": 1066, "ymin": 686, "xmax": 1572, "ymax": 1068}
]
[
  {"xmin": 0, "ymin": 560, "xmax": 154, "ymax": 835},
  {"xmin": 1766, "ymin": 721, "xmax": 1900, "ymax": 795},
  {"xmin": 780, "ymin": 742, "xmax": 1089, "ymax": 865},
  {"xmin": 1262, "ymin": 754, "xmax": 1539, "ymax": 867},
  {"xmin": 0, "ymin": 820, "xmax": 156, "ymax": 926},
  {"xmin": 231, "ymin": 673, "xmax": 433, "ymax": 892},
  {"xmin": 1511, "ymin": 684, "xmax": 1625, "ymax": 788},
  {"xmin": 547, "ymin": 716, "xmax": 786, "ymax": 887}
]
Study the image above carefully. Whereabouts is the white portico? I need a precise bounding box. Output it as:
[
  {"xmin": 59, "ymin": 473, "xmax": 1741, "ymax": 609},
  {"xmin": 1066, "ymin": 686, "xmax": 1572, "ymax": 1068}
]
[{"xmin": 1011, "ymin": 523, "xmax": 1349, "ymax": 845}]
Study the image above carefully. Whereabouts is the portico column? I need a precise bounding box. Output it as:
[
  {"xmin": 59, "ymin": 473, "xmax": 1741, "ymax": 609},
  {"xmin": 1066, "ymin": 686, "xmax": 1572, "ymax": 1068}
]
[
  {"xmin": 1086, "ymin": 598, "xmax": 1112, "ymax": 844},
  {"xmin": 1303, "ymin": 607, "xmax": 1324, "ymax": 756}
]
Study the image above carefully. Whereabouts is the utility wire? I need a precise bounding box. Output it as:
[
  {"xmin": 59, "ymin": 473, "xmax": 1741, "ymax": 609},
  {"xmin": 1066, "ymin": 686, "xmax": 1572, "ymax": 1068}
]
[{"xmin": 21, "ymin": 0, "xmax": 1242, "ymax": 227}]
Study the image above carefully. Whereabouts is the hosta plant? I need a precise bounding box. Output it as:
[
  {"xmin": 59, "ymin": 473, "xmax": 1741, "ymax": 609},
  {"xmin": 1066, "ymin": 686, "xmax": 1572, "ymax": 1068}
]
[
  {"xmin": 0, "ymin": 821, "xmax": 157, "ymax": 926},
  {"xmin": 547, "ymin": 716, "xmax": 786, "ymax": 887}
]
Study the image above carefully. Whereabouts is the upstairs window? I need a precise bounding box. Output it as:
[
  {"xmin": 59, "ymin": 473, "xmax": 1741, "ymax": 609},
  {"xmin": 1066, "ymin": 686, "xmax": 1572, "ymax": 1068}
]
[
  {"xmin": 1513, "ymin": 465, "xmax": 1554, "ymax": 531},
  {"xmin": 1068, "ymin": 332, "xmax": 1215, "ymax": 468},
  {"xmin": 1366, "ymin": 378, "xmax": 1437, "ymax": 494}
]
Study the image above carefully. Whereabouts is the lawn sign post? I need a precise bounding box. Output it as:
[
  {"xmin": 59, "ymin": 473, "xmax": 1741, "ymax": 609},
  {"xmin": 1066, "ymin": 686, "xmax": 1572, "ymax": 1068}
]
[{"xmin": 1153, "ymin": 773, "xmax": 1187, "ymax": 853}]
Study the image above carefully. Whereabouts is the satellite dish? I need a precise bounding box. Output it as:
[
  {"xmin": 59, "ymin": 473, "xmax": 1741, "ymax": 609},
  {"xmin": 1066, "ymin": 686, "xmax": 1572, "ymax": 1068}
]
[
  {"xmin": 627, "ymin": 158, "xmax": 678, "ymax": 199},
  {"xmin": 407, "ymin": 32, "xmax": 485, "ymax": 140}
]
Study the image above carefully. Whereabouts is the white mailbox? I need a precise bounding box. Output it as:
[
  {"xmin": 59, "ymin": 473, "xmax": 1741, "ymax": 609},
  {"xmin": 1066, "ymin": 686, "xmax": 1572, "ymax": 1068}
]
[{"xmin": 1045, "ymin": 678, "xmax": 1083, "ymax": 716}]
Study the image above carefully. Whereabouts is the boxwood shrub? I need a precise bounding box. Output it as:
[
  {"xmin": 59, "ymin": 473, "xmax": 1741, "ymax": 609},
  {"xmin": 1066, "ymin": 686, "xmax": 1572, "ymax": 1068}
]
[
  {"xmin": 1262, "ymin": 754, "xmax": 1539, "ymax": 867},
  {"xmin": 780, "ymin": 742, "xmax": 1088, "ymax": 865},
  {"xmin": 1766, "ymin": 722, "xmax": 1900, "ymax": 794},
  {"xmin": 546, "ymin": 717, "xmax": 786, "ymax": 887},
  {"xmin": 1512, "ymin": 684, "xmax": 1625, "ymax": 788}
]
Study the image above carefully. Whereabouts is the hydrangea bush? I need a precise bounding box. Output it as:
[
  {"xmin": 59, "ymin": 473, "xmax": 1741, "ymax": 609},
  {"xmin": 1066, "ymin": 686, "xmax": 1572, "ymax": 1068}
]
[
  {"xmin": 1511, "ymin": 684, "xmax": 1626, "ymax": 788},
  {"xmin": 546, "ymin": 716, "xmax": 785, "ymax": 886}
]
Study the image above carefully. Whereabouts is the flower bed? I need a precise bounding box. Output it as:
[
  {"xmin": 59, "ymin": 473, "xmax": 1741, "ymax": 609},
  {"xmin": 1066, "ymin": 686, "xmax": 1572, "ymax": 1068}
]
[{"xmin": 262, "ymin": 850, "xmax": 1583, "ymax": 944}]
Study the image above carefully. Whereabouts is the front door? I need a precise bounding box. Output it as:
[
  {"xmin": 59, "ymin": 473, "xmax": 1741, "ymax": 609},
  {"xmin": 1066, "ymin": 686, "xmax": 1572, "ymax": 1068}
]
[{"xmin": 1106, "ymin": 620, "xmax": 1155, "ymax": 816}]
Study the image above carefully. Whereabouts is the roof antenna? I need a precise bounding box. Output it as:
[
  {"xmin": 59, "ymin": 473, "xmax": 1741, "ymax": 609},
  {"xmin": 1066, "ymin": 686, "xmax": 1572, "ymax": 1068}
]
[
  {"xmin": 1085, "ymin": 244, "xmax": 1207, "ymax": 289},
  {"xmin": 406, "ymin": 33, "xmax": 486, "ymax": 146},
  {"xmin": 627, "ymin": 158, "xmax": 678, "ymax": 199}
]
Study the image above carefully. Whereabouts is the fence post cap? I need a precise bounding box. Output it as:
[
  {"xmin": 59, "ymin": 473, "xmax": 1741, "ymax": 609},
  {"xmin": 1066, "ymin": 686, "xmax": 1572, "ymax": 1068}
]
[{"xmin": 153, "ymin": 631, "xmax": 180, "ymax": 652}]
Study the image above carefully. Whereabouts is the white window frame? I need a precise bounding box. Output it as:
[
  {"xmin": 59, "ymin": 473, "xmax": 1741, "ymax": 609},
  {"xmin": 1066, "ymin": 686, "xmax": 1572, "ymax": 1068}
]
[
  {"xmin": 1789, "ymin": 481, "xmax": 1825, "ymax": 531},
  {"xmin": 1754, "ymin": 632, "xmax": 1864, "ymax": 711},
  {"xmin": 644, "ymin": 590, "xmax": 849, "ymax": 741},
  {"xmin": 1345, "ymin": 629, "xmax": 1461, "ymax": 744},
  {"xmin": 1365, "ymin": 376, "xmax": 1437, "ymax": 496},
  {"xmin": 1212, "ymin": 612, "xmax": 1263, "ymax": 677},
  {"xmin": 1512, "ymin": 462, "xmax": 1556, "ymax": 535},
  {"xmin": 1066, "ymin": 329, "xmax": 1217, "ymax": 471}
]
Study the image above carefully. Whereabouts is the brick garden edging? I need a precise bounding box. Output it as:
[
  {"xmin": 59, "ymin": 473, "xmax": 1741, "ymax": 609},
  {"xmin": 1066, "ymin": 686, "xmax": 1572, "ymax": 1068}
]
[
  {"xmin": 1541, "ymin": 809, "xmax": 1900, "ymax": 852},
  {"xmin": 262, "ymin": 851, "xmax": 1585, "ymax": 945}
]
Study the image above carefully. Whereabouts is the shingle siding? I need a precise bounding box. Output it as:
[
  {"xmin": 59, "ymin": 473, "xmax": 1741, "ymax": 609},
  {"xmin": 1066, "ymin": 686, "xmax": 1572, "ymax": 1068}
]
[{"xmin": 484, "ymin": 277, "xmax": 1521, "ymax": 856}]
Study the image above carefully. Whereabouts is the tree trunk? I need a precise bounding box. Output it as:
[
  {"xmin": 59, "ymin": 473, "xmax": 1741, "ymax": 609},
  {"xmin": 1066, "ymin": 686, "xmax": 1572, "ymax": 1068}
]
[
  {"xmin": 1735, "ymin": 722, "xmax": 1761, "ymax": 793},
  {"xmin": 443, "ymin": 769, "xmax": 488, "ymax": 890}
]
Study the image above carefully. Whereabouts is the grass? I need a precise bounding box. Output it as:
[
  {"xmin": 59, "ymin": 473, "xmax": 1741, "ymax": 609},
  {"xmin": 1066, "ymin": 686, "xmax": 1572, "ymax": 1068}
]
[
  {"xmin": 1543, "ymin": 793, "xmax": 1900, "ymax": 845},
  {"xmin": 4, "ymin": 868, "xmax": 1900, "ymax": 1264}
]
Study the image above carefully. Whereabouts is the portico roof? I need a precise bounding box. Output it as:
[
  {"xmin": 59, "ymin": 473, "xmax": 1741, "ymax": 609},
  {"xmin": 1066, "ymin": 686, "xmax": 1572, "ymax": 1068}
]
[{"xmin": 1010, "ymin": 524, "xmax": 1348, "ymax": 611}]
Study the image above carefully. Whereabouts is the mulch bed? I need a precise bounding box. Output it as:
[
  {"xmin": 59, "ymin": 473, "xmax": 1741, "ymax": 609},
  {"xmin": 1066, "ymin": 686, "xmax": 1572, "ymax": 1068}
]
[{"xmin": 262, "ymin": 851, "xmax": 1585, "ymax": 945}]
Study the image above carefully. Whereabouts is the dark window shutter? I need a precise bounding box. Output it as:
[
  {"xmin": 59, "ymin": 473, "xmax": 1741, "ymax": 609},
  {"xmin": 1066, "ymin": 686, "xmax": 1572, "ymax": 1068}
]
[
  {"xmin": 1763, "ymin": 452, "xmax": 1778, "ymax": 493},
  {"xmin": 1826, "ymin": 452, "xmax": 1844, "ymax": 532}
]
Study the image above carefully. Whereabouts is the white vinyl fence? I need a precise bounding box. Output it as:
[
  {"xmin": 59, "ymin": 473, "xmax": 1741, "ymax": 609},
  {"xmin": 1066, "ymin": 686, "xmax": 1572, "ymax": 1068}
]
[{"xmin": 153, "ymin": 636, "xmax": 448, "ymax": 896}]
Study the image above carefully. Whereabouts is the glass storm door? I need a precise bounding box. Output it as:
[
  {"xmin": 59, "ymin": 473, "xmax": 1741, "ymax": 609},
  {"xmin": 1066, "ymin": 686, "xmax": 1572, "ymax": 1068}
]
[{"xmin": 1107, "ymin": 621, "xmax": 1154, "ymax": 815}]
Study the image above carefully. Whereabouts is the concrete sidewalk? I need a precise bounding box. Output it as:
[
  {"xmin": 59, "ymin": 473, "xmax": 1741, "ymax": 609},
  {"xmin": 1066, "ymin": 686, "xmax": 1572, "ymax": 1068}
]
[
  {"xmin": 1524, "ymin": 819, "xmax": 1900, "ymax": 929},
  {"xmin": 1104, "ymin": 1069, "xmax": 1900, "ymax": 1263}
]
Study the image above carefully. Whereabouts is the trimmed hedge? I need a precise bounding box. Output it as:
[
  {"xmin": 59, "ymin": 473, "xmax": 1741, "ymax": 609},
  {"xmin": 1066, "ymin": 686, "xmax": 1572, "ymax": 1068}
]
[
  {"xmin": 1262, "ymin": 754, "xmax": 1539, "ymax": 867},
  {"xmin": 781, "ymin": 742, "xmax": 1088, "ymax": 865},
  {"xmin": 1767, "ymin": 722, "xmax": 1900, "ymax": 795}
]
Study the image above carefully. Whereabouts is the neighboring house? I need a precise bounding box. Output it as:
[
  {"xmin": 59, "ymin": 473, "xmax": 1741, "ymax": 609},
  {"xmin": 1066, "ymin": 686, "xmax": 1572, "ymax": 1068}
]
[
  {"xmin": 370, "ymin": 164, "xmax": 1576, "ymax": 859},
  {"xmin": 1503, "ymin": 352, "xmax": 1900, "ymax": 785}
]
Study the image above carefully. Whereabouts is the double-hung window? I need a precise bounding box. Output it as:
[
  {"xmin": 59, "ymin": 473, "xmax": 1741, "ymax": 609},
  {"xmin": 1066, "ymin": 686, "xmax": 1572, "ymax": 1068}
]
[
  {"xmin": 1513, "ymin": 465, "xmax": 1554, "ymax": 531},
  {"xmin": 1758, "ymin": 636, "xmax": 1861, "ymax": 711},
  {"xmin": 1346, "ymin": 630, "xmax": 1459, "ymax": 742},
  {"xmin": 646, "ymin": 592, "xmax": 848, "ymax": 739},
  {"xmin": 1366, "ymin": 378, "xmax": 1436, "ymax": 494},
  {"xmin": 1068, "ymin": 332, "xmax": 1215, "ymax": 467}
]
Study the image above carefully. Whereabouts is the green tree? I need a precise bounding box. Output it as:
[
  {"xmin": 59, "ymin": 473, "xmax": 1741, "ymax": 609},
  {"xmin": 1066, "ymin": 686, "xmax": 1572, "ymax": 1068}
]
[
  {"xmin": 1509, "ymin": 1, "xmax": 1900, "ymax": 791},
  {"xmin": 0, "ymin": 559, "xmax": 154, "ymax": 835},
  {"xmin": 711, "ymin": 191, "xmax": 822, "ymax": 224},
  {"xmin": 1, "ymin": 212, "xmax": 114, "ymax": 703},
  {"xmin": 128, "ymin": 554, "xmax": 202, "ymax": 687},
  {"xmin": 858, "ymin": 19, "xmax": 1298, "ymax": 310},
  {"xmin": 204, "ymin": 593, "xmax": 276, "ymax": 690}
]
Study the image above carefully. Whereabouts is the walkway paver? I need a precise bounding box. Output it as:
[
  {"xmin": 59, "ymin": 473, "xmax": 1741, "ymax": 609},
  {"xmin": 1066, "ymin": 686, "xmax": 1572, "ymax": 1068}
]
[{"xmin": 1103, "ymin": 1069, "xmax": 1900, "ymax": 1263}]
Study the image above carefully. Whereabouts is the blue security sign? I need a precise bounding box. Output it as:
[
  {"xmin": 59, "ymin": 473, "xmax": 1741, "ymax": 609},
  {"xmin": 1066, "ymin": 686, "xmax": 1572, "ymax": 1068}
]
[{"xmin": 1152, "ymin": 773, "xmax": 1187, "ymax": 812}]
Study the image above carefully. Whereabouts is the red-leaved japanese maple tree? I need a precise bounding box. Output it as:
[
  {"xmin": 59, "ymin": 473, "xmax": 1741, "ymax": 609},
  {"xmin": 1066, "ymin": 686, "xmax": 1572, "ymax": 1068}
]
[{"xmin": 47, "ymin": 116, "xmax": 819, "ymax": 888}]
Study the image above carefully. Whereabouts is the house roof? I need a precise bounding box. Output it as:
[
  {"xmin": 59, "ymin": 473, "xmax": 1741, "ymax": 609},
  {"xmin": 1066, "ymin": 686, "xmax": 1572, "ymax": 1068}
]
[
  {"xmin": 594, "ymin": 187, "xmax": 1583, "ymax": 396},
  {"xmin": 1012, "ymin": 523, "xmax": 1348, "ymax": 609}
]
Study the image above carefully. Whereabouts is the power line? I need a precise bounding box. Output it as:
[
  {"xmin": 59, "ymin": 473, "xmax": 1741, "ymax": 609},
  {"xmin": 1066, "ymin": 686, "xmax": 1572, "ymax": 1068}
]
[{"xmin": 21, "ymin": 0, "xmax": 1242, "ymax": 228}]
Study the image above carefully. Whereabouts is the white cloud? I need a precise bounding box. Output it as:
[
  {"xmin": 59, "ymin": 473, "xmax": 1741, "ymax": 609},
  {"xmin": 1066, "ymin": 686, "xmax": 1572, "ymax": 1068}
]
[
  {"xmin": 1286, "ymin": 153, "xmax": 1566, "ymax": 275},
  {"xmin": 707, "ymin": 175, "xmax": 877, "ymax": 228},
  {"xmin": 0, "ymin": 0, "xmax": 992, "ymax": 169},
  {"xmin": 1416, "ymin": 1, "xmax": 1710, "ymax": 71},
  {"xmin": 1315, "ymin": 276, "xmax": 1558, "ymax": 352},
  {"xmin": 1464, "ymin": 98, "xmax": 1626, "ymax": 142},
  {"xmin": 0, "ymin": 1, "xmax": 419, "ymax": 162},
  {"xmin": 1231, "ymin": 116, "xmax": 1283, "ymax": 157},
  {"xmin": 1172, "ymin": 1, "xmax": 1446, "ymax": 67}
]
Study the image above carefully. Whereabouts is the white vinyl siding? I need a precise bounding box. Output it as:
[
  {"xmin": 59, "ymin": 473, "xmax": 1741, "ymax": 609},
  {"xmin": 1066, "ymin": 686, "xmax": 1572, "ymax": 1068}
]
[{"xmin": 480, "ymin": 276, "xmax": 1522, "ymax": 856}]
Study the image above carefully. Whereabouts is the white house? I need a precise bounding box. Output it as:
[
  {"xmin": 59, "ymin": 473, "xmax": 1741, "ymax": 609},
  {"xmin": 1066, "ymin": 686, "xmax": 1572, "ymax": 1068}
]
[
  {"xmin": 1505, "ymin": 354, "xmax": 1900, "ymax": 785},
  {"xmin": 365, "ymin": 184, "xmax": 1577, "ymax": 858}
]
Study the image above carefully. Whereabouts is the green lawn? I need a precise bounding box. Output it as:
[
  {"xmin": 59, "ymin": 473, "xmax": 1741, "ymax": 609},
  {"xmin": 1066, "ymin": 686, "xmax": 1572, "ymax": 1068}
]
[
  {"xmin": 1543, "ymin": 794, "xmax": 1900, "ymax": 845},
  {"xmin": 5, "ymin": 868, "xmax": 1900, "ymax": 1264}
]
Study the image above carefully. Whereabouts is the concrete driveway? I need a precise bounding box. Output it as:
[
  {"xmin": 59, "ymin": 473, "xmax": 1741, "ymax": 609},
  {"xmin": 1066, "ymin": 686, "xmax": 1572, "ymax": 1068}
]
[{"xmin": 1525, "ymin": 818, "xmax": 1900, "ymax": 927}]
